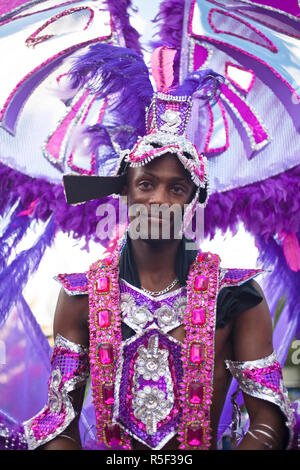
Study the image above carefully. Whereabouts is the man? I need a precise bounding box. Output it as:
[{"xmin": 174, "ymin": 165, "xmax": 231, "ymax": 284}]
[{"xmin": 21, "ymin": 44, "xmax": 294, "ymax": 451}]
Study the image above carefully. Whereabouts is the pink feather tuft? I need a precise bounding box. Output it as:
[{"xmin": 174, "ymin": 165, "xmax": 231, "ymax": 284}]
[
  {"xmin": 279, "ymin": 232, "xmax": 300, "ymax": 272},
  {"xmin": 151, "ymin": 46, "xmax": 177, "ymax": 92}
]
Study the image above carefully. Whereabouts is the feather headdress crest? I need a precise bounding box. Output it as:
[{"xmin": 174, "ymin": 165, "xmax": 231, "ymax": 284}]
[{"xmin": 63, "ymin": 43, "xmax": 223, "ymax": 207}]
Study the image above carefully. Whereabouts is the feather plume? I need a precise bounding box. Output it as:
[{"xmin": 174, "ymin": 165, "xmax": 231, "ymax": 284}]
[{"xmin": 68, "ymin": 44, "xmax": 154, "ymax": 135}]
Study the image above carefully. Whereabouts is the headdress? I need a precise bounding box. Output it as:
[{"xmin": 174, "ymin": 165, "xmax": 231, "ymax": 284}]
[{"xmin": 62, "ymin": 44, "xmax": 223, "ymax": 226}]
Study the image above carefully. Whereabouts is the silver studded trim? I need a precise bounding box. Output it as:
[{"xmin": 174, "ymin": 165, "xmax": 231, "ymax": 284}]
[
  {"xmin": 132, "ymin": 335, "xmax": 174, "ymax": 435},
  {"xmin": 225, "ymin": 351, "xmax": 295, "ymax": 448},
  {"xmin": 119, "ymin": 285, "xmax": 187, "ymax": 334}
]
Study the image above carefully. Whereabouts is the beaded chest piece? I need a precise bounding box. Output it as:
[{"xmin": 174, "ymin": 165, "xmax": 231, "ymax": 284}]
[{"xmin": 88, "ymin": 251, "xmax": 220, "ymax": 450}]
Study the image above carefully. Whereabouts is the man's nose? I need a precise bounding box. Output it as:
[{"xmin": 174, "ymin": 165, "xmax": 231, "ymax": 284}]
[{"xmin": 149, "ymin": 185, "xmax": 169, "ymax": 205}]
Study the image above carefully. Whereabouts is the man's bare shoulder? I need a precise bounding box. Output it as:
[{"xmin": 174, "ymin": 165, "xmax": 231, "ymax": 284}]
[
  {"xmin": 232, "ymin": 280, "xmax": 273, "ymax": 361},
  {"xmin": 53, "ymin": 288, "xmax": 89, "ymax": 346}
]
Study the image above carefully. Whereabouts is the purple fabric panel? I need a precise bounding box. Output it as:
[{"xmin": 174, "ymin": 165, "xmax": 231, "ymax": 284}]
[
  {"xmin": 0, "ymin": 298, "xmax": 51, "ymax": 422},
  {"xmin": 117, "ymin": 330, "xmax": 182, "ymax": 448},
  {"xmin": 2, "ymin": 55, "xmax": 66, "ymax": 135},
  {"xmin": 244, "ymin": 0, "xmax": 300, "ymax": 18}
]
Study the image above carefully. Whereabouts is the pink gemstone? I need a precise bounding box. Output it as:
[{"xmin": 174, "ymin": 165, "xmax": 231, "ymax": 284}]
[
  {"xmin": 97, "ymin": 309, "xmax": 112, "ymax": 328},
  {"xmin": 190, "ymin": 343, "xmax": 205, "ymax": 364},
  {"xmin": 187, "ymin": 424, "xmax": 203, "ymax": 446},
  {"xmin": 188, "ymin": 383, "xmax": 204, "ymax": 404},
  {"xmin": 102, "ymin": 384, "xmax": 114, "ymax": 405},
  {"xmin": 105, "ymin": 424, "xmax": 121, "ymax": 445},
  {"xmin": 98, "ymin": 343, "xmax": 114, "ymax": 365},
  {"xmin": 96, "ymin": 276, "xmax": 110, "ymax": 293},
  {"xmin": 191, "ymin": 307, "xmax": 206, "ymax": 325},
  {"xmin": 194, "ymin": 275, "xmax": 208, "ymax": 291},
  {"xmin": 197, "ymin": 253, "xmax": 205, "ymax": 262}
]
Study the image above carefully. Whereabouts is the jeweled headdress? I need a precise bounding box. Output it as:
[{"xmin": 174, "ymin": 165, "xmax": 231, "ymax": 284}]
[{"xmin": 62, "ymin": 44, "xmax": 223, "ymax": 215}]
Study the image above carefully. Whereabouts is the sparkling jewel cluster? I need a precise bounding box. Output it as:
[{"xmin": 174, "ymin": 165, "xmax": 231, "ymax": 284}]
[{"xmin": 88, "ymin": 255, "xmax": 131, "ymax": 449}]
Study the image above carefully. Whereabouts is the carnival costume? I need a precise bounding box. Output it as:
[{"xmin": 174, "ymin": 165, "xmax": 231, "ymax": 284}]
[
  {"xmin": 0, "ymin": 0, "xmax": 299, "ymax": 451},
  {"xmin": 16, "ymin": 41, "xmax": 294, "ymax": 450}
]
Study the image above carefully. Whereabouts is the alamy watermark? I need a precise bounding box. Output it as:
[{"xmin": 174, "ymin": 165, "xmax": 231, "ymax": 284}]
[
  {"xmin": 95, "ymin": 198, "xmax": 205, "ymax": 249},
  {"xmin": 291, "ymin": 340, "xmax": 300, "ymax": 365}
]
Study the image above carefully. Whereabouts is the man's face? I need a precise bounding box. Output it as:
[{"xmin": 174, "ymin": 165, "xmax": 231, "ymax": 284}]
[{"xmin": 123, "ymin": 153, "xmax": 196, "ymax": 241}]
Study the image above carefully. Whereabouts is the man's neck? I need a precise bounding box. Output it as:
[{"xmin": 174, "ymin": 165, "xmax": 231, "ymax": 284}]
[{"xmin": 130, "ymin": 237, "xmax": 182, "ymax": 292}]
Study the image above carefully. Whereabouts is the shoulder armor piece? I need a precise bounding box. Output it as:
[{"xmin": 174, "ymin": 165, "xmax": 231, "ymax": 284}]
[
  {"xmin": 219, "ymin": 267, "xmax": 263, "ymax": 291},
  {"xmin": 55, "ymin": 272, "xmax": 88, "ymax": 296}
]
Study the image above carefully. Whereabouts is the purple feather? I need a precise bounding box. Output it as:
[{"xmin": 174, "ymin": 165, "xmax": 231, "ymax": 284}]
[
  {"xmin": 105, "ymin": 0, "xmax": 142, "ymax": 54},
  {"xmin": 0, "ymin": 216, "xmax": 56, "ymax": 326},
  {"xmin": 153, "ymin": 0, "xmax": 185, "ymax": 51},
  {"xmin": 68, "ymin": 44, "xmax": 153, "ymax": 135}
]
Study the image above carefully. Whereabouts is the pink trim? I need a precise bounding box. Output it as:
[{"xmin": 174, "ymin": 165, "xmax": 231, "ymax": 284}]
[
  {"xmin": 193, "ymin": 42, "xmax": 210, "ymax": 70},
  {"xmin": 220, "ymin": 82, "xmax": 269, "ymax": 147},
  {"xmin": 0, "ymin": 10, "xmax": 113, "ymax": 122},
  {"xmin": 226, "ymin": 0, "xmax": 300, "ymax": 22},
  {"xmin": 203, "ymin": 100, "xmax": 229, "ymax": 154},
  {"xmin": 205, "ymin": 1, "xmax": 300, "ymax": 41},
  {"xmin": 207, "ymin": 8, "xmax": 278, "ymax": 53},
  {"xmin": 44, "ymin": 90, "xmax": 91, "ymax": 169},
  {"xmin": 188, "ymin": 2, "xmax": 300, "ymax": 105},
  {"xmin": 177, "ymin": 252, "xmax": 220, "ymax": 450},
  {"xmin": 67, "ymin": 98, "xmax": 107, "ymax": 175},
  {"xmin": 205, "ymin": 0, "xmax": 300, "ymax": 25},
  {"xmin": 0, "ymin": 1, "xmax": 83, "ymax": 26},
  {"xmin": 225, "ymin": 62, "xmax": 256, "ymax": 93},
  {"xmin": 25, "ymin": 7, "xmax": 95, "ymax": 48}
]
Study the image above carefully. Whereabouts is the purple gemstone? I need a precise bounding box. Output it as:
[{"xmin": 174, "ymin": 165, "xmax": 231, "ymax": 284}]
[
  {"xmin": 191, "ymin": 307, "xmax": 206, "ymax": 325},
  {"xmin": 98, "ymin": 344, "xmax": 114, "ymax": 365},
  {"xmin": 193, "ymin": 275, "xmax": 208, "ymax": 291},
  {"xmin": 187, "ymin": 424, "xmax": 203, "ymax": 446},
  {"xmin": 105, "ymin": 424, "xmax": 121, "ymax": 445},
  {"xmin": 190, "ymin": 343, "xmax": 205, "ymax": 364},
  {"xmin": 188, "ymin": 383, "xmax": 204, "ymax": 404},
  {"xmin": 102, "ymin": 384, "xmax": 114, "ymax": 405}
]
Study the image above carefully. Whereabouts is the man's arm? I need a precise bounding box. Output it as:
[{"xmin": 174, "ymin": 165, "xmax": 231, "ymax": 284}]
[
  {"xmin": 39, "ymin": 289, "xmax": 89, "ymax": 450},
  {"xmin": 231, "ymin": 281, "xmax": 288, "ymax": 450}
]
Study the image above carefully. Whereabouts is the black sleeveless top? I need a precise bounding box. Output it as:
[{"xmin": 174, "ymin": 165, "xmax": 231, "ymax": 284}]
[{"xmin": 119, "ymin": 237, "xmax": 263, "ymax": 340}]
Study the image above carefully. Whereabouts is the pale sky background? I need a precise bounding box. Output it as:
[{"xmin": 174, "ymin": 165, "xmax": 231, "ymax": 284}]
[{"xmin": 21, "ymin": 0, "xmax": 260, "ymax": 332}]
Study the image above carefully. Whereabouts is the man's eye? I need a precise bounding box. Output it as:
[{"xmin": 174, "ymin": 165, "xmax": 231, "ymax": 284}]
[
  {"xmin": 138, "ymin": 181, "xmax": 152, "ymax": 189},
  {"xmin": 173, "ymin": 186, "xmax": 185, "ymax": 194}
]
